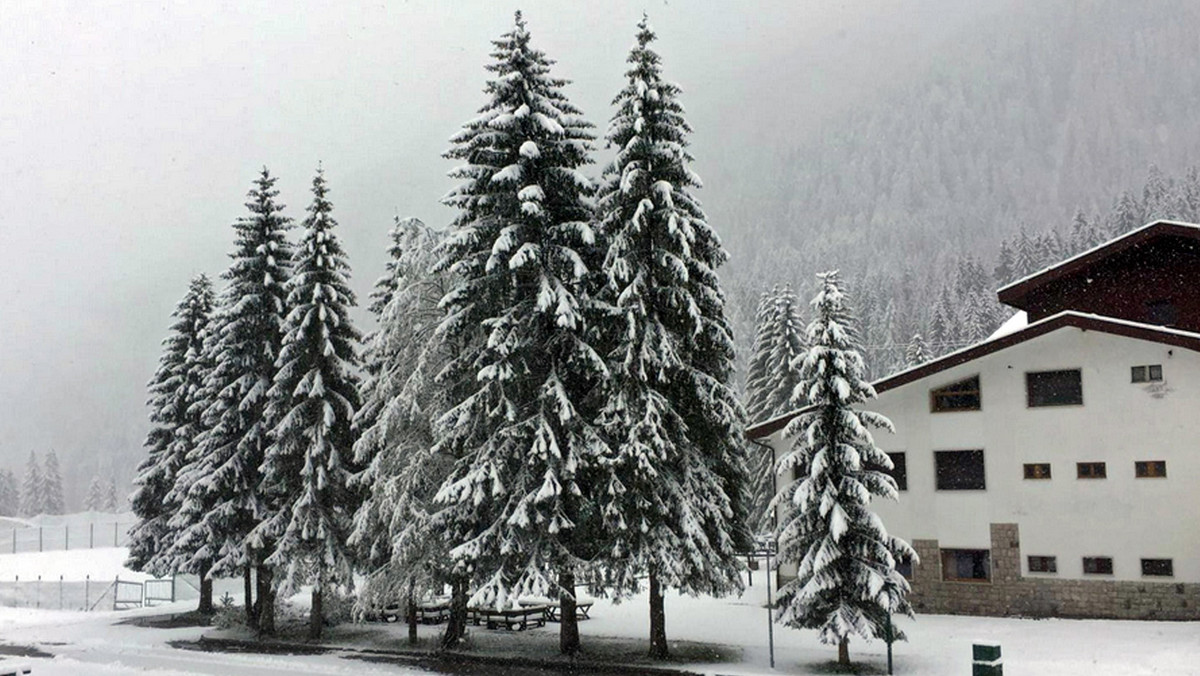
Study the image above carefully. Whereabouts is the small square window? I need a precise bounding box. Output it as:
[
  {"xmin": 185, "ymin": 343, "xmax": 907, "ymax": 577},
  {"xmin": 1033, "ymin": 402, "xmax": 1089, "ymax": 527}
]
[
  {"xmin": 1077, "ymin": 462, "xmax": 1107, "ymax": 479},
  {"xmin": 935, "ymin": 450, "xmax": 986, "ymax": 490},
  {"xmin": 941, "ymin": 549, "xmax": 990, "ymax": 582},
  {"xmin": 1083, "ymin": 556, "xmax": 1113, "ymax": 575},
  {"xmin": 1132, "ymin": 365, "xmax": 1164, "ymax": 383},
  {"xmin": 1027, "ymin": 370, "xmax": 1083, "ymax": 407},
  {"xmin": 931, "ymin": 376, "xmax": 981, "ymax": 412},
  {"xmin": 1028, "ymin": 555, "xmax": 1057, "ymax": 573},
  {"xmin": 1023, "ymin": 463, "xmax": 1051, "ymax": 479},
  {"xmin": 1135, "ymin": 461, "xmax": 1167, "ymax": 478},
  {"xmin": 1141, "ymin": 559, "xmax": 1173, "ymax": 577}
]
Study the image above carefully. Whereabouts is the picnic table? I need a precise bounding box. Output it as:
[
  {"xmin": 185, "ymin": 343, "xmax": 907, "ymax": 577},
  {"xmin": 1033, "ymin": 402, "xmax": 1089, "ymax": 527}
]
[
  {"xmin": 517, "ymin": 595, "xmax": 594, "ymax": 621},
  {"xmin": 468, "ymin": 604, "xmax": 551, "ymax": 631}
]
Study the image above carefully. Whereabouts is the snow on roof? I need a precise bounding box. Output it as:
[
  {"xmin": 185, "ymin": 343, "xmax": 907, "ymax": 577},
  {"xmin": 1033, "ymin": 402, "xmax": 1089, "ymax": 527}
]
[
  {"xmin": 996, "ymin": 220, "xmax": 1200, "ymax": 296},
  {"xmin": 988, "ymin": 311, "xmax": 1027, "ymax": 340},
  {"xmin": 747, "ymin": 310, "xmax": 1200, "ymax": 438}
]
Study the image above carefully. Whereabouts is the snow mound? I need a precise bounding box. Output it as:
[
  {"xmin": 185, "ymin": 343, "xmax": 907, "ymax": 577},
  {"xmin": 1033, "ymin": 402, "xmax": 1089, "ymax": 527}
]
[{"xmin": 988, "ymin": 311, "xmax": 1027, "ymax": 340}]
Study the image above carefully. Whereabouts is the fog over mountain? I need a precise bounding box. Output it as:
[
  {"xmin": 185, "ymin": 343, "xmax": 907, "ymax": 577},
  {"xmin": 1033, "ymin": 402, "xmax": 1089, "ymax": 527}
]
[{"xmin": 2, "ymin": 0, "xmax": 1198, "ymax": 504}]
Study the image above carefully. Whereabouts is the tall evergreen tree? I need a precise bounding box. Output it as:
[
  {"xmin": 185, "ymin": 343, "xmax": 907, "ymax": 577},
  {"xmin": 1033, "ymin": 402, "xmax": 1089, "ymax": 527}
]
[
  {"xmin": 352, "ymin": 217, "xmax": 455, "ymax": 645},
  {"xmin": 596, "ymin": 16, "xmax": 748, "ymax": 659},
  {"xmin": 258, "ymin": 169, "xmax": 362, "ymax": 640},
  {"xmin": 85, "ymin": 475, "xmax": 106, "ymax": 512},
  {"xmin": 20, "ymin": 452, "xmax": 44, "ymax": 517},
  {"xmin": 42, "ymin": 451, "xmax": 65, "ymax": 515},
  {"xmin": 174, "ymin": 168, "xmax": 293, "ymax": 633},
  {"xmin": 775, "ymin": 271, "xmax": 915, "ymax": 666},
  {"xmin": 0, "ymin": 470, "xmax": 18, "ymax": 517},
  {"xmin": 743, "ymin": 285, "xmax": 806, "ymax": 533},
  {"xmin": 128, "ymin": 274, "xmax": 215, "ymax": 586},
  {"xmin": 432, "ymin": 12, "xmax": 606, "ymax": 655}
]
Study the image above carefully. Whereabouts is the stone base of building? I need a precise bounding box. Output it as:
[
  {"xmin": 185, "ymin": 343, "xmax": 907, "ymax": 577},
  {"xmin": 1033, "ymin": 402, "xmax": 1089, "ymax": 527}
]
[{"xmin": 909, "ymin": 523, "xmax": 1200, "ymax": 620}]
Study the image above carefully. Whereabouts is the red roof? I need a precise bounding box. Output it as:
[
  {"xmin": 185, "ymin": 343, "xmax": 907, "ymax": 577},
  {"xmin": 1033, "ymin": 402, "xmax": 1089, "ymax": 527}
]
[{"xmin": 746, "ymin": 311, "xmax": 1200, "ymax": 439}]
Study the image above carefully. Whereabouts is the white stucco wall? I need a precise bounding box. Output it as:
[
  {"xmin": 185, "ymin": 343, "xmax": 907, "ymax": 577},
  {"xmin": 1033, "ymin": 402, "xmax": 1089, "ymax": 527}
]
[{"xmin": 766, "ymin": 325, "xmax": 1200, "ymax": 583}]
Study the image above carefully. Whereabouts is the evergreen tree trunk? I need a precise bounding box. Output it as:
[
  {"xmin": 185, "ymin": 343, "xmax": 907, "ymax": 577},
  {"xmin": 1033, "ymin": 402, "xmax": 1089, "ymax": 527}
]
[
  {"xmin": 406, "ymin": 591, "xmax": 418, "ymax": 644},
  {"xmin": 648, "ymin": 568, "xmax": 669, "ymax": 659},
  {"xmin": 838, "ymin": 637, "xmax": 850, "ymax": 665},
  {"xmin": 197, "ymin": 562, "xmax": 213, "ymax": 615},
  {"xmin": 244, "ymin": 568, "xmax": 257, "ymax": 629},
  {"xmin": 256, "ymin": 564, "xmax": 275, "ymax": 636},
  {"xmin": 309, "ymin": 586, "xmax": 323, "ymax": 640},
  {"xmin": 559, "ymin": 568, "xmax": 579, "ymax": 656},
  {"xmin": 441, "ymin": 576, "xmax": 468, "ymax": 650}
]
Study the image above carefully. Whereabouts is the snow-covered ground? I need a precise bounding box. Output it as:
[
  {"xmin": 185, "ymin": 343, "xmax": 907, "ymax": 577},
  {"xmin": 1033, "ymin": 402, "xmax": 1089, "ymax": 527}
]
[
  {"xmin": 0, "ymin": 552, "xmax": 1197, "ymax": 675},
  {"xmin": 0, "ymin": 547, "xmax": 153, "ymax": 583}
]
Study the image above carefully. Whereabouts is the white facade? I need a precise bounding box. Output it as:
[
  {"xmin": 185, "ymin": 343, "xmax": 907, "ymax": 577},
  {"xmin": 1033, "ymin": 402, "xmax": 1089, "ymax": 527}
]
[{"xmin": 764, "ymin": 322, "xmax": 1200, "ymax": 583}]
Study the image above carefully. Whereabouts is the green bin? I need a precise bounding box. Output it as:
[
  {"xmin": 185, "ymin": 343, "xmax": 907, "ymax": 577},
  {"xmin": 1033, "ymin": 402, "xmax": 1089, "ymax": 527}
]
[{"xmin": 972, "ymin": 642, "xmax": 1002, "ymax": 676}]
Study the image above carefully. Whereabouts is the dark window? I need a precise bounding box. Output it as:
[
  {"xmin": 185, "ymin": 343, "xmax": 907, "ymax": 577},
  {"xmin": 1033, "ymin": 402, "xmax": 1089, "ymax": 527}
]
[
  {"xmin": 1028, "ymin": 556, "xmax": 1057, "ymax": 573},
  {"xmin": 935, "ymin": 450, "xmax": 986, "ymax": 490},
  {"xmin": 1147, "ymin": 300, "xmax": 1178, "ymax": 326},
  {"xmin": 1026, "ymin": 370, "xmax": 1083, "ymax": 407},
  {"xmin": 885, "ymin": 452, "xmax": 907, "ymax": 491},
  {"xmin": 1131, "ymin": 365, "xmax": 1164, "ymax": 383},
  {"xmin": 941, "ymin": 549, "xmax": 990, "ymax": 582},
  {"xmin": 1077, "ymin": 462, "xmax": 1107, "ymax": 479},
  {"xmin": 1023, "ymin": 463, "xmax": 1052, "ymax": 479},
  {"xmin": 1083, "ymin": 557, "xmax": 1113, "ymax": 575},
  {"xmin": 1141, "ymin": 559, "xmax": 1173, "ymax": 577},
  {"xmin": 1135, "ymin": 461, "xmax": 1167, "ymax": 478},
  {"xmin": 896, "ymin": 555, "xmax": 913, "ymax": 580},
  {"xmin": 931, "ymin": 376, "xmax": 981, "ymax": 412}
]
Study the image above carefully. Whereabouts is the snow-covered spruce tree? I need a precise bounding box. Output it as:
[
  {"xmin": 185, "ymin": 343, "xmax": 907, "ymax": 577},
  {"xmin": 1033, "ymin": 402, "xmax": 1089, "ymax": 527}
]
[
  {"xmin": 0, "ymin": 470, "xmax": 18, "ymax": 517},
  {"xmin": 775, "ymin": 271, "xmax": 915, "ymax": 667},
  {"xmin": 174, "ymin": 168, "xmax": 293, "ymax": 633},
  {"xmin": 127, "ymin": 274, "xmax": 214, "ymax": 588},
  {"xmin": 85, "ymin": 475, "xmax": 106, "ymax": 512},
  {"xmin": 905, "ymin": 333, "xmax": 930, "ymax": 368},
  {"xmin": 103, "ymin": 478, "xmax": 120, "ymax": 512},
  {"xmin": 596, "ymin": 17, "xmax": 749, "ymax": 659},
  {"xmin": 433, "ymin": 12, "xmax": 606, "ymax": 655},
  {"xmin": 20, "ymin": 452, "xmax": 44, "ymax": 517},
  {"xmin": 42, "ymin": 450, "xmax": 65, "ymax": 515},
  {"xmin": 743, "ymin": 285, "xmax": 807, "ymax": 533},
  {"xmin": 258, "ymin": 169, "xmax": 362, "ymax": 640},
  {"xmin": 351, "ymin": 217, "xmax": 455, "ymax": 645}
]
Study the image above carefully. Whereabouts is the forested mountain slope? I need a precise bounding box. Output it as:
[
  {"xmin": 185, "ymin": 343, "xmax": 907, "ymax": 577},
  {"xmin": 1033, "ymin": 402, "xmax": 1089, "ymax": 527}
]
[{"xmin": 717, "ymin": 0, "xmax": 1200, "ymax": 384}]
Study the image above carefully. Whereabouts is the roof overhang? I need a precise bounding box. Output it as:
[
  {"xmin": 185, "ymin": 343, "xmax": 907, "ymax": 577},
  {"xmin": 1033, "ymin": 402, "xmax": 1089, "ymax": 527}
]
[
  {"xmin": 997, "ymin": 220, "xmax": 1200, "ymax": 310},
  {"xmin": 746, "ymin": 310, "xmax": 1200, "ymax": 439}
]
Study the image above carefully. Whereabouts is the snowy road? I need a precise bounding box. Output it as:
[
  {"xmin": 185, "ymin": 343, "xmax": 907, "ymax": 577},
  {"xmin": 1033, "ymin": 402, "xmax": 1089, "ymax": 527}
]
[{"xmin": 0, "ymin": 606, "xmax": 428, "ymax": 676}]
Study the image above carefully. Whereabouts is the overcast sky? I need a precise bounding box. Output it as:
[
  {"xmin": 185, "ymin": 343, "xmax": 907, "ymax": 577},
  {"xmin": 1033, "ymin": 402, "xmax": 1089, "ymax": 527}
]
[{"xmin": 0, "ymin": 0, "xmax": 996, "ymax": 475}]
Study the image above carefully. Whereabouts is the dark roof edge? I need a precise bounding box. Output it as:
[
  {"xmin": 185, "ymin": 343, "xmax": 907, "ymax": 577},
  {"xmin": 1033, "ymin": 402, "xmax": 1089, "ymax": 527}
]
[
  {"xmin": 996, "ymin": 220, "xmax": 1200, "ymax": 307},
  {"xmin": 745, "ymin": 311, "xmax": 1200, "ymax": 439}
]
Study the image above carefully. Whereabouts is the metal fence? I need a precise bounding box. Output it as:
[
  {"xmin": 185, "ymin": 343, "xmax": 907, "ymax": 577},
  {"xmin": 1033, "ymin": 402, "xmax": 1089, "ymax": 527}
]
[
  {"xmin": 0, "ymin": 574, "xmax": 198, "ymax": 611},
  {"xmin": 3, "ymin": 520, "xmax": 136, "ymax": 554}
]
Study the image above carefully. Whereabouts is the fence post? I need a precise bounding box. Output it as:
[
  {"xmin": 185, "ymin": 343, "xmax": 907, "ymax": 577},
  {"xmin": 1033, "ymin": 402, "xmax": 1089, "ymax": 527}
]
[
  {"xmin": 38, "ymin": 527, "xmax": 43, "ymax": 552},
  {"xmin": 172, "ymin": 573, "xmax": 177, "ymax": 603},
  {"xmin": 85, "ymin": 576, "xmax": 90, "ymax": 612},
  {"xmin": 90, "ymin": 523, "xmax": 94, "ymax": 549},
  {"xmin": 65, "ymin": 525, "xmax": 69, "ymax": 550},
  {"xmin": 36, "ymin": 575, "xmax": 41, "ymax": 608},
  {"xmin": 113, "ymin": 576, "xmax": 119, "ymax": 611},
  {"xmin": 59, "ymin": 575, "xmax": 63, "ymax": 610},
  {"xmin": 113, "ymin": 522, "xmax": 118, "ymax": 547}
]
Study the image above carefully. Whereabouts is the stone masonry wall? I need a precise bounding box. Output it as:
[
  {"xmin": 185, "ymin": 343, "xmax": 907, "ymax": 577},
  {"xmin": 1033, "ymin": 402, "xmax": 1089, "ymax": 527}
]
[{"xmin": 908, "ymin": 523, "xmax": 1200, "ymax": 620}]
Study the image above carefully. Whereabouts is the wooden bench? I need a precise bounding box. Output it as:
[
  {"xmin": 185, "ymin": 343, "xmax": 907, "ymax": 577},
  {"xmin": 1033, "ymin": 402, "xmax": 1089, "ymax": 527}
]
[
  {"xmin": 468, "ymin": 605, "xmax": 550, "ymax": 631},
  {"xmin": 415, "ymin": 600, "xmax": 450, "ymax": 624}
]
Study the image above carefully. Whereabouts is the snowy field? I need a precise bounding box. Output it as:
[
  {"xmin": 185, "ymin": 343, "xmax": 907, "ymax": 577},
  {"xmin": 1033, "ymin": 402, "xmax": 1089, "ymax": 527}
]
[{"xmin": 0, "ymin": 557, "xmax": 1196, "ymax": 675}]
